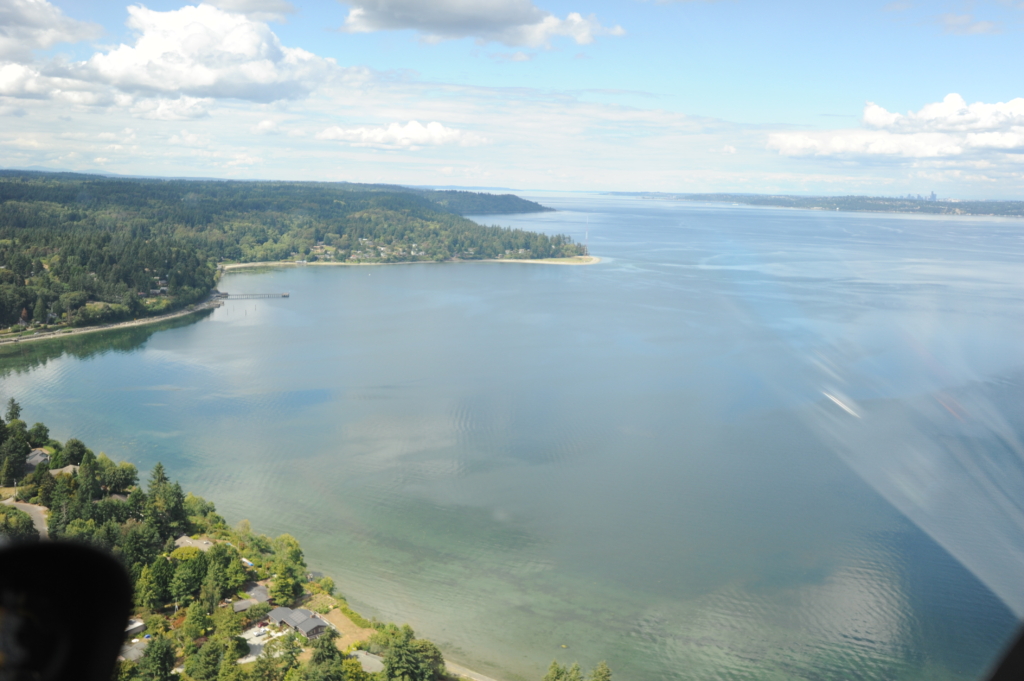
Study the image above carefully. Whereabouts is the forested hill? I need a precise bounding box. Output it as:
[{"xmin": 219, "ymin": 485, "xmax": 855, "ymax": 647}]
[{"xmin": 0, "ymin": 172, "xmax": 584, "ymax": 329}]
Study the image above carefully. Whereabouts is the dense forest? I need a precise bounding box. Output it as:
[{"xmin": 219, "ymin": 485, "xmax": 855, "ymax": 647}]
[
  {"xmin": 0, "ymin": 172, "xmax": 585, "ymax": 328},
  {"xmin": 615, "ymin": 191, "xmax": 1024, "ymax": 217},
  {"xmin": 0, "ymin": 399, "xmax": 611, "ymax": 681}
]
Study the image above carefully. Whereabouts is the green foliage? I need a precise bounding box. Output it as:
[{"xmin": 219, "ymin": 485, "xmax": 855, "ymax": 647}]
[
  {"xmin": 374, "ymin": 624, "xmax": 446, "ymax": 681},
  {"xmin": 0, "ymin": 432, "xmax": 29, "ymax": 485},
  {"xmin": 0, "ymin": 504, "xmax": 38, "ymax": 540},
  {"xmin": 181, "ymin": 601, "xmax": 213, "ymax": 641},
  {"xmin": 5, "ymin": 397, "xmax": 21, "ymax": 422},
  {"xmin": 0, "ymin": 172, "xmax": 584, "ymax": 327},
  {"xmin": 542, "ymin": 661, "xmax": 612, "ymax": 681},
  {"xmin": 138, "ymin": 636, "xmax": 176, "ymax": 681},
  {"xmin": 186, "ymin": 639, "xmax": 225, "ymax": 681},
  {"xmin": 588, "ymin": 661, "xmax": 612, "ymax": 681}
]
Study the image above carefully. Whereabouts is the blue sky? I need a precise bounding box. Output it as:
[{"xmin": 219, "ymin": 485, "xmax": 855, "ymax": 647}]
[{"xmin": 2, "ymin": 0, "xmax": 1022, "ymax": 197}]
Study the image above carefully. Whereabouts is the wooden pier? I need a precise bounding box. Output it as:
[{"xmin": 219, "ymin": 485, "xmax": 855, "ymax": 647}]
[{"xmin": 224, "ymin": 293, "xmax": 290, "ymax": 299}]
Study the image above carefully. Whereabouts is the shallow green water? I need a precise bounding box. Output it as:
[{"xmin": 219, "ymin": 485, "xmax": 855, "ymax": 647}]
[{"xmin": 2, "ymin": 195, "xmax": 1022, "ymax": 680}]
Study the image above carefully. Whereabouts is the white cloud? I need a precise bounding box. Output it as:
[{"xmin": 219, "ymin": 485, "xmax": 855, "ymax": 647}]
[
  {"xmin": 340, "ymin": 0, "xmax": 624, "ymax": 47},
  {"xmin": 0, "ymin": 0, "xmax": 102, "ymax": 62},
  {"xmin": 82, "ymin": 4, "xmax": 337, "ymax": 102},
  {"xmin": 936, "ymin": 13, "xmax": 1000, "ymax": 35},
  {"xmin": 316, "ymin": 120, "xmax": 487, "ymax": 148},
  {"xmin": 205, "ymin": 0, "xmax": 296, "ymax": 23},
  {"xmin": 768, "ymin": 94, "xmax": 1024, "ymax": 159},
  {"xmin": 130, "ymin": 96, "xmax": 213, "ymax": 120},
  {"xmin": 251, "ymin": 119, "xmax": 281, "ymax": 134}
]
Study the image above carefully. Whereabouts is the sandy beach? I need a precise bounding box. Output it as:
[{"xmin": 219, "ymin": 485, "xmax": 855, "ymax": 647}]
[{"xmin": 221, "ymin": 255, "xmax": 600, "ymax": 271}]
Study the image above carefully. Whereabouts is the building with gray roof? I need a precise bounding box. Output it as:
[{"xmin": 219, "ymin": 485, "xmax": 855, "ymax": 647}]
[{"xmin": 267, "ymin": 606, "xmax": 330, "ymax": 639}]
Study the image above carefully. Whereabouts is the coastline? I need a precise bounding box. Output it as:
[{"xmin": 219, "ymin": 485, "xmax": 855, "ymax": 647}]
[
  {"xmin": 0, "ymin": 299, "xmax": 221, "ymax": 348},
  {"xmin": 0, "ymin": 255, "xmax": 600, "ymax": 349},
  {"xmin": 221, "ymin": 255, "xmax": 600, "ymax": 271}
]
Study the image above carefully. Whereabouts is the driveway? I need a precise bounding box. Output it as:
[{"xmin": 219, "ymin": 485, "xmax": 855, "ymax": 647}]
[{"xmin": 1, "ymin": 498, "xmax": 48, "ymax": 539}]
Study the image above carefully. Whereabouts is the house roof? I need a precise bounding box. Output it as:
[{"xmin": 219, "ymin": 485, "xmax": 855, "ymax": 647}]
[
  {"xmin": 245, "ymin": 584, "xmax": 270, "ymax": 603},
  {"xmin": 266, "ymin": 606, "xmax": 329, "ymax": 637},
  {"xmin": 267, "ymin": 607, "xmax": 293, "ymax": 624},
  {"xmin": 27, "ymin": 449, "xmax": 50, "ymax": 466},
  {"xmin": 233, "ymin": 599, "xmax": 255, "ymax": 613},
  {"xmin": 49, "ymin": 464, "xmax": 79, "ymax": 477},
  {"xmin": 174, "ymin": 535, "xmax": 213, "ymax": 551}
]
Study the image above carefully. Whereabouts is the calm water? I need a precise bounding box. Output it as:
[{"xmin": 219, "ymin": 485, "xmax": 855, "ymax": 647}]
[{"xmin": 3, "ymin": 194, "xmax": 1024, "ymax": 680}]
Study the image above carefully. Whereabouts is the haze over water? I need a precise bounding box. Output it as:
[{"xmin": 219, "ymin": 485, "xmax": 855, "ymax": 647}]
[{"xmin": 3, "ymin": 194, "xmax": 1024, "ymax": 680}]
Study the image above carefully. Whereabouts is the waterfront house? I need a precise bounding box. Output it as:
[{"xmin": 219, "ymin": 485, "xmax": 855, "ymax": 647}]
[
  {"xmin": 27, "ymin": 449, "xmax": 50, "ymax": 468},
  {"xmin": 174, "ymin": 535, "xmax": 213, "ymax": 551},
  {"xmin": 266, "ymin": 607, "xmax": 330, "ymax": 639}
]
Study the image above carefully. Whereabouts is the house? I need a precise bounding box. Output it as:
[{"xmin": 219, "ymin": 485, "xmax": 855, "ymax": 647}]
[
  {"xmin": 49, "ymin": 465, "xmax": 79, "ymax": 477},
  {"xmin": 266, "ymin": 607, "xmax": 330, "ymax": 639},
  {"xmin": 26, "ymin": 449, "xmax": 50, "ymax": 468},
  {"xmin": 233, "ymin": 599, "xmax": 256, "ymax": 613},
  {"xmin": 174, "ymin": 535, "xmax": 213, "ymax": 551},
  {"xmin": 125, "ymin": 619, "xmax": 146, "ymax": 637},
  {"xmin": 244, "ymin": 583, "xmax": 270, "ymax": 603}
]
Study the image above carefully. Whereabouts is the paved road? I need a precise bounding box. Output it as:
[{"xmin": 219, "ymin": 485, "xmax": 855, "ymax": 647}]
[{"xmin": 1, "ymin": 498, "xmax": 48, "ymax": 538}]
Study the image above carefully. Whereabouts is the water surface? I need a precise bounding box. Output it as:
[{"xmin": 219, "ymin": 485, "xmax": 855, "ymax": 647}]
[{"xmin": 3, "ymin": 194, "xmax": 1023, "ymax": 680}]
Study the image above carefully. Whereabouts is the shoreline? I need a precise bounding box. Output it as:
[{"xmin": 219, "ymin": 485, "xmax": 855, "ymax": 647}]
[
  {"xmin": 0, "ymin": 256, "xmax": 599, "ymax": 349},
  {"xmin": 0, "ymin": 299, "xmax": 221, "ymax": 348},
  {"xmin": 220, "ymin": 255, "xmax": 600, "ymax": 271}
]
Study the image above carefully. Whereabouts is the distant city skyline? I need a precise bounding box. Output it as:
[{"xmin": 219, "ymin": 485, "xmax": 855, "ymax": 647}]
[{"xmin": 1, "ymin": 0, "xmax": 1022, "ymax": 198}]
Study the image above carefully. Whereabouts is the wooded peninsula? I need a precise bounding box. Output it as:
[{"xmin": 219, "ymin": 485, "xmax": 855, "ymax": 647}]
[
  {"xmin": 0, "ymin": 398, "xmax": 610, "ymax": 681},
  {"xmin": 0, "ymin": 171, "xmax": 586, "ymax": 330}
]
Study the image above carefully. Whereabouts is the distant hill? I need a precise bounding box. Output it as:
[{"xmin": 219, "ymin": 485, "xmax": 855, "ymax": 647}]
[
  {"xmin": 0, "ymin": 171, "xmax": 582, "ymax": 329},
  {"xmin": 612, "ymin": 192, "xmax": 1024, "ymax": 218}
]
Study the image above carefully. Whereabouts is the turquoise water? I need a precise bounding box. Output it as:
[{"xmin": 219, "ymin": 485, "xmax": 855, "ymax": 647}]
[{"xmin": 2, "ymin": 194, "xmax": 1023, "ymax": 680}]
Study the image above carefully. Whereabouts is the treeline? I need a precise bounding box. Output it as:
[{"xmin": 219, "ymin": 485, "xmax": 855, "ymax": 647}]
[
  {"xmin": 0, "ymin": 172, "xmax": 585, "ymax": 328},
  {"xmin": 621, "ymin": 191, "xmax": 1024, "ymax": 217},
  {"xmin": 0, "ymin": 399, "xmax": 612, "ymax": 681}
]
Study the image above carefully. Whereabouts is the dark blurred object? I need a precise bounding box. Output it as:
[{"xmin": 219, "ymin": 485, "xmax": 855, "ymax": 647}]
[
  {"xmin": 0, "ymin": 542, "xmax": 132, "ymax": 681},
  {"xmin": 988, "ymin": 625, "xmax": 1024, "ymax": 681}
]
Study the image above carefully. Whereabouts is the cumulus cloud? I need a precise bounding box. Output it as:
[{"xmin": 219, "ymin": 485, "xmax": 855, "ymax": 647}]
[
  {"xmin": 0, "ymin": 0, "xmax": 102, "ymax": 62},
  {"xmin": 205, "ymin": 0, "xmax": 296, "ymax": 23},
  {"xmin": 340, "ymin": 0, "xmax": 624, "ymax": 47},
  {"xmin": 316, "ymin": 120, "xmax": 487, "ymax": 148},
  {"xmin": 82, "ymin": 4, "xmax": 337, "ymax": 102},
  {"xmin": 768, "ymin": 94, "xmax": 1024, "ymax": 159}
]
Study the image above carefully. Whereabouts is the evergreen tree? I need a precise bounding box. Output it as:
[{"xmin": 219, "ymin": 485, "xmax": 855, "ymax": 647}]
[
  {"xmin": 588, "ymin": 661, "xmax": 612, "ymax": 681},
  {"xmin": 150, "ymin": 556, "xmax": 175, "ymax": 603},
  {"xmin": 309, "ymin": 629, "xmax": 340, "ymax": 666},
  {"xmin": 186, "ymin": 639, "xmax": 224, "ymax": 681},
  {"xmin": 383, "ymin": 626, "xmax": 427, "ymax": 681},
  {"xmin": 543, "ymin": 661, "xmax": 567, "ymax": 681},
  {"xmin": 135, "ymin": 565, "xmax": 160, "ymax": 611},
  {"xmin": 5, "ymin": 398, "xmax": 20, "ymax": 422},
  {"xmin": 251, "ymin": 652, "xmax": 281, "ymax": 681},
  {"xmin": 565, "ymin": 663, "xmax": 583, "ymax": 681},
  {"xmin": 138, "ymin": 637, "xmax": 175, "ymax": 681}
]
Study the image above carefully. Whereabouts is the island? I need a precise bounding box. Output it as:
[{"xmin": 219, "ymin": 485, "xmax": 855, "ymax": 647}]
[
  {"xmin": 0, "ymin": 171, "xmax": 591, "ymax": 336},
  {"xmin": 0, "ymin": 397, "xmax": 612, "ymax": 681}
]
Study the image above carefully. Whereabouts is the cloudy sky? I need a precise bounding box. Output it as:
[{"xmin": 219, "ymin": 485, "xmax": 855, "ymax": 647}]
[{"xmin": 1, "ymin": 0, "xmax": 1022, "ymax": 197}]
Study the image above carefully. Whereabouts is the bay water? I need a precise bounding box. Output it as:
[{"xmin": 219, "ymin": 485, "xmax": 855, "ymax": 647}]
[{"xmin": 3, "ymin": 193, "xmax": 1023, "ymax": 680}]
